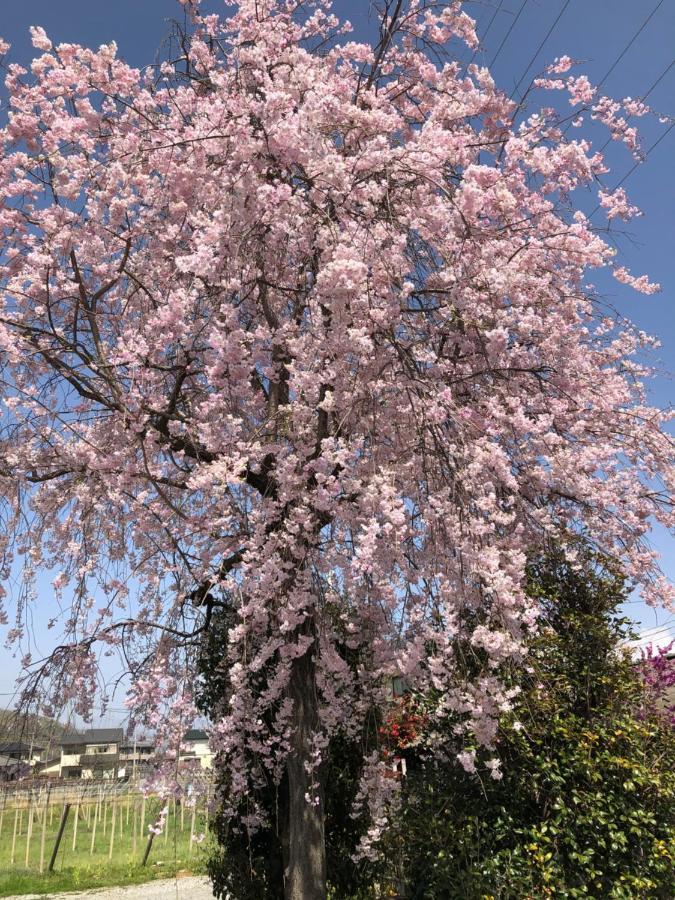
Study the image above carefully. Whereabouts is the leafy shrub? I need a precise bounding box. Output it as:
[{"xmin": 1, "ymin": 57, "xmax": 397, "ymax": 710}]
[{"xmin": 381, "ymin": 551, "xmax": 675, "ymax": 899}]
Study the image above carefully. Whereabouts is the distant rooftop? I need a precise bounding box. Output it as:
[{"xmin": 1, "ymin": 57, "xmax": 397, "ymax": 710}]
[
  {"xmin": 183, "ymin": 729, "xmax": 208, "ymax": 743},
  {"xmin": 0, "ymin": 741, "xmax": 43, "ymax": 754},
  {"xmin": 61, "ymin": 728, "xmax": 124, "ymax": 746}
]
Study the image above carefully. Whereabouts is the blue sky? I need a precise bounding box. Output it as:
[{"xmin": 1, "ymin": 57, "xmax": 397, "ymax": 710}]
[{"xmin": 0, "ymin": 1, "xmax": 673, "ymax": 719}]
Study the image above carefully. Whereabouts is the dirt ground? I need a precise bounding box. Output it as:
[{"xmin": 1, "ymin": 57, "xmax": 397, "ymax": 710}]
[{"xmin": 3, "ymin": 875, "xmax": 215, "ymax": 900}]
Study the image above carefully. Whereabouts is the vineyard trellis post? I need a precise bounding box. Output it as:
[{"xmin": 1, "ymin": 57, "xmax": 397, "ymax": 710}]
[{"xmin": 48, "ymin": 803, "xmax": 71, "ymax": 873}]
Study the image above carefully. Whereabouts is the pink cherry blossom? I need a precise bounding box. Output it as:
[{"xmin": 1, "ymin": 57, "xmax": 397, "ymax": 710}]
[
  {"xmin": 613, "ymin": 266, "xmax": 661, "ymax": 294},
  {"xmin": 457, "ymin": 750, "xmax": 477, "ymax": 774},
  {"xmin": 598, "ymin": 187, "xmax": 641, "ymax": 220},
  {"xmin": 0, "ymin": 1, "xmax": 671, "ymax": 892},
  {"xmin": 566, "ymin": 74, "xmax": 596, "ymax": 105},
  {"xmin": 28, "ymin": 26, "xmax": 52, "ymax": 51},
  {"xmin": 546, "ymin": 55, "xmax": 574, "ymax": 74}
]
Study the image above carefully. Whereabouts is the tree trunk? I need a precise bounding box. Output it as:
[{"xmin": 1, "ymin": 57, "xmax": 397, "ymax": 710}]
[{"xmin": 283, "ymin": 650, "xmax": 326, "ymax": 900}]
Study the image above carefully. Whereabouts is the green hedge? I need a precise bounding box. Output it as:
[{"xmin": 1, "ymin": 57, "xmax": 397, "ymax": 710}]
[{"xmin": 380, "ymin": 552, "xmax": 675, "ymax": 899}]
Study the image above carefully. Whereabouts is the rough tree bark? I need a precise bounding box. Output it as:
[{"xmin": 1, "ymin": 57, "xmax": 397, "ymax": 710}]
[{"xmin": 283, "ymin": 648, "xmax": 326, "ymax": 900}]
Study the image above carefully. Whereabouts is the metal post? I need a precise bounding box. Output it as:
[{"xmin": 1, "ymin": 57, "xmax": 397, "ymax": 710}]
[
  {"xmin": 48, "ymin": 803, "xmax": 71, "ymax": 873},
  {"xmin": 141, "ymin": 830, "xmax": 155, "ymax": 866}
]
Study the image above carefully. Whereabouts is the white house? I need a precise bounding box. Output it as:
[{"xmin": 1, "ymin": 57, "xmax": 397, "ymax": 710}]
[
  {"xmin": 0, "ymin": 741, "xmax": 43, "ymax": 767},
  {"xmin": 118, "ymin": 739, "xmax": 155, "ymax": 779},
  {"xmin": 625, "ymin": 623, "xmax": 675, "ymax": 661},
  {"xmin": 180, "ymin": 728, "xmax": 213, "ymax": 770},
  {"xmin": 59, "ymin": 728, "xmax": 124, "ymax": 779}
]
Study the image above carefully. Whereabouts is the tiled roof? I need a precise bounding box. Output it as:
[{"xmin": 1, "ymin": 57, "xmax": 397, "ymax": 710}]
[
  {"xmin": 0, "ymin": 741, "xmax": 43, "ymax": 754},
  {"xmin": 183, "ymin": 728, "xmax": 208, "ymax": 742},
  {"xmin": 60, "ymin": 728, "xmax": 124, "ymax": 746}
]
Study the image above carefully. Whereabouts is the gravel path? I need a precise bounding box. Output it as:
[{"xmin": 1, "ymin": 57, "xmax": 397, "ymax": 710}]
[{"xmin": 3, "ymin": 875, "xmax": 215, "ymax": 900}]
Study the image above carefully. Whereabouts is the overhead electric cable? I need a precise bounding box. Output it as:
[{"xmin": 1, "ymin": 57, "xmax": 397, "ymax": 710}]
[
  {"xmin": 489, "ymin": 0, "xmax": 529, "ymax": 69},
  {"xmin": 597, "ymin": 57, "xmax": 675, "ymax": 154},
  {"xmin": 611, "ymin": 119, "xmax": 675, "ymax": 192},
  {"xmin": 561, "ymin": 1, "xmax": 667, "ymax": 139},
  {"xmin": 638, "ymin": 56, "xmax": 675, "ymax": 101},
  {"xmin": 591, "ymin": 118, "xmax": 675, "ymax": 217},
  {"xmin": 510, "ymin": 0, "xmax": 572, "ymax": 101},
  {"xmin": 468, "ymin": 0, "xmax": 505, "ymax": 67},
  {"xmin": 595, "ymin": 0, "xmax": 666, "ymax": 91}
]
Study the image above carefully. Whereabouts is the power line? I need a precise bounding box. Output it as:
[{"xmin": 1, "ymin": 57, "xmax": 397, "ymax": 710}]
[
  {"xmin": 597, "ymin": 57, "xmax": 675, "ymax": 155},
  {"xmin": 489, "ymin": 0, "xmax": 529, "ymax": 69},
  {"xmin": 639, "ymin": 56, "xmax": 675, "ymax": 101},
  {"xmin": 468, "ymin": 0, "xmax": 505, "ymax": 67},
  {"xmin": 561, "ymin": 1, "xmax": 668, "ymax": 140},
  {"xmin": 510, "ymin": 0, "xmax": 572, "ymax": 101},
  {"xmin": 596, "ymin": 0, "xmax": 666, "ymax": 91},
  {"xmin": 591, "ymin": 118, "xmax": 675, "ymax": 218},
  {"xmin": 611, "ymin": 118, "xmax": 675, "ymax": 192}
]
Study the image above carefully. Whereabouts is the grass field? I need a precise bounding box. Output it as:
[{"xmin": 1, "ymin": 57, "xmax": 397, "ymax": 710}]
[{"xmin": 0, "ymin": 791, "xmax": 209, "ymax": 897}]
